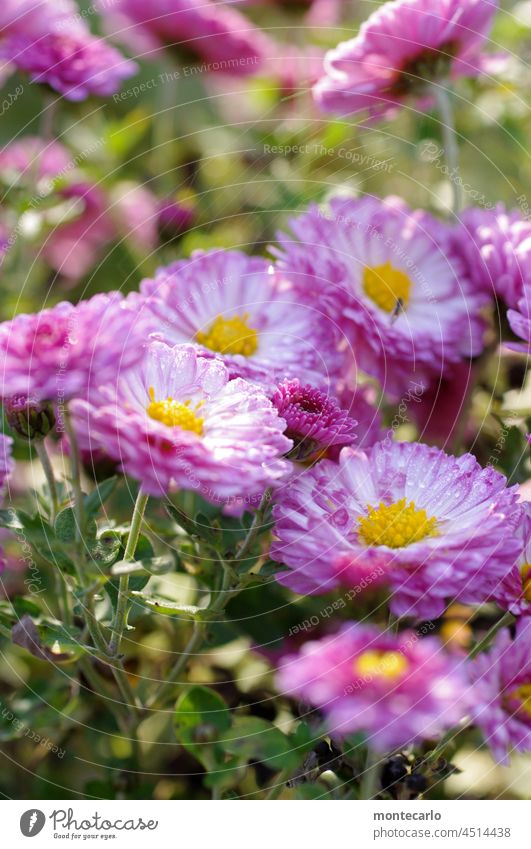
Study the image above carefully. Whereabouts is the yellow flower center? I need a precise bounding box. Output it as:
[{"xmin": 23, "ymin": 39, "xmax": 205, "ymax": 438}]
[
  {"xmin": 363, "ymin": 261, "xmax": 412, "ymax": 313},
  {"xmin": 520, "ymin": 562, "xmax": 531, "ymax": 602},
  {"xmin": 506, "ymin": 684, "xmax": 531, "ymax": 720},
  {"xmin": 358, "ymin": 498, "xmax": 438, "ymax": 549},
  {"xmin": 196, "ymin": 313, "xmax": 258, "ymax": 357},
  {"xmin": 355, "ymin": 650, "xmax": 408, "ymax": 681},
  {"xmin": 146, "ymin": 387, "xmax": 204, "ymax": 434}
]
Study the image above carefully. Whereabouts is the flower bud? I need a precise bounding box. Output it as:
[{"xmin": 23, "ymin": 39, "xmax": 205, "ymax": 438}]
[{"xmin": 4, "ymin": 395, "xmax": 56, "ymax": 441}]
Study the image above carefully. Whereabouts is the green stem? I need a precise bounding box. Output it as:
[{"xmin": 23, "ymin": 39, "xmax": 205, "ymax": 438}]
[
  {"xmin": 468, "ymin": 611, "xmax": 514, "ymax": 659},
  {"xmin": 109, "ymin": 491, "xmax": 149, "ymax": 657},
  {"xmin": 34, "ymin": 439, "xmax": 60, "ymax": 522},
  {"xmin": 360, "ymin": 748, "xmax": 380, "ymax": 800},
  {"xmin": 64, "ymin": 409, "xmax": 85, "ymax": 543},
  {"xmin": 147, "ymin": 620, "xmax": 207, "ymax": 710},
  {"xmin": 236, "ymin": 487, "xmax": 272, "ymax": 563},
  {"xmin": 432, "ymin": 83, "xmax": 462, "ymax": 214}
]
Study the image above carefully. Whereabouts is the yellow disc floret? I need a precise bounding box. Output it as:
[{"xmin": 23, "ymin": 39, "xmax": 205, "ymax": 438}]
[
  {"xmin": 363, "ymin": 261, "xmax": 412, "ymax": 313},
  {"xmin": 147, "ymin": 387, "xmax": 204, "ymax": 435},
  {"xmin": 358, "ymin": 497, "xmax": 438, "ymax": 548},
  {"xmin": 506, "ymin": 684, "xmax": 531, "ymax": 720},
  {"xmin": 355, "ymin": 650, "xmax": 408, "ymax": 681},
  {"xmin": 520, "ymin": 562, "xmax": 531, "ymax": 603},
  {"xmin": 196, "ymin": 313, "xmax": 258, "ymax": 357}
]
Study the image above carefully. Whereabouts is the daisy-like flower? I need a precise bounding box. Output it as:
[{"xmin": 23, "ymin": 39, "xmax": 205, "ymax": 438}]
[
  {"xmin": 452, "ymin": 205, "xmax": 531, "ymax": 308},
  {"xmin": 271, "ymin": 378, "xmax": 357, "ymax": 460},
  {"xmin": 1, "ymin": 27, "xmax": 137, "ymax": 101},
  {"xmin": 0, "ymin": 293, "xmax": 148, "ymax": 403},
  {"xmin": 313, "ymin": 0, "xmax": 503, "ymax": 120},
  {"xmin": 468, "ymin": 619, "xmax": 531, "ymax": 764},
  {"xmin": 277, "ymin": 622, "xmax": 470, "ymax": 751},
  {"xmin": 141, "ymin": 249, "xmax": 342, "ymax": 389},
  {"xmin": 507, "ymin": 283, "xmax": 531, "ymax": 355},
  {"xmin": 98, "ymin": 0, "xmax": 271, "ymax": 74},
  {"xmin": 274, "ymin": 195, "xmax": 487, "ymax": 397},
  {"xmin": 486, "ymin": 502, "xmax": 531, "ymax": 617},
  {"xmin": 71, "ymin": 341, "xmax": 292, "ymax": 500},
  {"xmin": 271, "ymin": 441, "xmax": 522, "ymax": 619}
]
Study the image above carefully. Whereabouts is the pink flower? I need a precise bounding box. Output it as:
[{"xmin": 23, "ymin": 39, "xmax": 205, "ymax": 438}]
[
  {"xmin": 313, "ymin": 0, "xmax": 503, "ymax": 120},
  {"xmin": 274, "ymin": 195, "xmax": 487, "ymax": 398},
  {"xmin": 0, "ymin": 434, "xmax": 14, "ymax": 495},
  {"xmin": 507, "ymin": 283, "xmax": 531, "ymax": 354},
  {"xmin": 468, "ymin": 619, "xmax": 531, "ymax": 764},
  {"xmin": 71, "ymin": 341, "xmax": 292, "ymax": 500},
  {"xmin": 272, "ymin": 378, "xmax": 357, "ymax": 460},
  {"xmin": 277, "ymin": 622, "xmax": 470, "ymax": 751},
  {"xmin": 99, "ymin": 0, "xmax": 271, "ymax": 74},
  {"xmin": 1, "ymin": 28, "xmax": 137, "ymax": 100},
  {"xmin": 140, "ymin": 248, "xmax": 343, "ymax": 390},
  {"xmin": 0, "ymin": 293, "xmax": 148, "ymax": 403},
  {"xmin": 451, "ymin": 205, "xmax": 531, "ymax": 308},
  {"xmin": 271, "ymin": 441, "xmax": 522, "ymax": 619},
  {"xmin": 486, "ymin": 502, "xmax": 531, "ymax": 617},
  {"xmin": 0, "ymin": 136, "xmax": 72, "ymax": 183}
]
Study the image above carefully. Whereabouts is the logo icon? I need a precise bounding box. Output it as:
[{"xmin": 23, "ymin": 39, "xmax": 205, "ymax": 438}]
[{"xmin": 20, "ymin": 810, "xmax": 46, "ymax": 837}]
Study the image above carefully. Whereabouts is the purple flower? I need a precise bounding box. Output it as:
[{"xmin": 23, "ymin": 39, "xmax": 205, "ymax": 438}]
[
  {"xmin": 71, "ymin": 341, "xmax": 292, "ymax": 501},
  {"xmin": 274, "ymin": 195, "xmax": 487, "ymax": 398},
  {"xmin": 0, "ymin": 136, "xmax": 72, "ymax": 183},
  {"xmin": 272, "ymin": 378, "xmax": 356, "ymax": 460},
  {"xmin": 452, "ymin": 205, "xmax": 531, "ymax": 308},
  {"xmin": 140, "ymin": 248, "xmax": 343, "ymax": 390},
  {"xmin": 98, "ymin": 0, "xmax": 271, "ymax": 74},
  {"xmin": 486, "ymin": 502, "xmax": 531, "ymax": 617},
  {"xmin": 507, "ymin": 283, "xmax": 531, "ymax": 355},
  {"xmin": 468, "ymin": 619, "xmax": 531, "ymax": 764},
  {"xmin": 1, "ymin": 27, "xmax": 137, "ymax": 100},
  {"xmin": 277, "ymin": 622, "xmax": 470, "ymax": 751},
  {"xmin": 271, "ymin": 441, "xmax": 522, "ymax": 620},
  {"xmin": 313, "ymin": 0, "xmax": 504, "ymax": 120},
  {"xmin": 0, "ymin": 293, "xmax": 149, "ymax": 403}
]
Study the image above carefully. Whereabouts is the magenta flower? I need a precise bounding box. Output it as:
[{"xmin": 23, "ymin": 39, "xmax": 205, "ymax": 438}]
[
  {"xmin": 507, "ymin": 284, "xmax": 531, "ymax": 355},
  {"xmin": 275, "ymin": 195, "xmax": 487, "ymax": 398},
  {"xmin": 452, "ymin": 205, "xmax": 531, "ymax": 308},
  {"xmin": 271, "ymin": 441, "xmax": 522, "ymax": 619},
  {"xmin": 98, "ymin": 0, "xmax": 271, "ymax": 74},
  {"xmin": 71, "ymin": 341, "xmax": 292, "ymax": 500},
  {"xmin": 272, "ymin": 378, "xmax": 356, "ymax": 460},
  {"xmin": 277, "ymin": 622, "xmax": 470, "ymax": 751},
  {"xmin": 335, "ymin": 381, "xmax": 385, "ymax": 450},
  {"xmin": 486, "ymin": 502, "xmax": 531, "ymax": 617},
  {"xmin": 468, "ymin": 620, "xmax": 531, "ymax": 764},
  {"xmin": 0, "ymin": 136, "xmax": 72, "ymax": 183},
  {"xmin": 313, "ymin": 0, "xmax": 503, "ymax": 120},
  {"xmin": 1, "ymin": 27, "xmax": 137, "ymax": 100},
  {"xmin": 0, "ymin": 293, "xmax": 148, "ymax": 403},
  {"xmin": 140, "ymin": 248, "xmax": 342, "ymax": 390}
]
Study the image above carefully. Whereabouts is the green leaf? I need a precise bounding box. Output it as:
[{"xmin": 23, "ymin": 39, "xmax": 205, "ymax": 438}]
[
  {"xmin": 174, "ymin": 686, "xmax": 231, "ymax": 763},
  {"xmin": 55, "ymin": 508, "xmax": 97, "ymax": 543},
  {"xmin": 129, "ymin": 593, "xmax": 203, "ymax": 619},
  {"xmin": 111, "ymin": 552, "xmax": 175, "ymax": 578},
  {"xmin": 223, "ymin": 717, "xmax": 297, "ymax": 771},
  {"xmin": 84, "ymin": 477, "xmax": 118, "ymax": 518}
]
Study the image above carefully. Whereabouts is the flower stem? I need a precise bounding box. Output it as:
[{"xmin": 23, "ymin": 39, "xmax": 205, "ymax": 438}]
[
  {"xmin": 468, "ymin": 611, "xmax": 514, "ymax": 659},
  {"xmin": 432, "ymin": 83, "xmax": 462, "ymax": 214},
  {"xmin": 109, "ymin": 490, "xmax": 149, "ymax": 658},
  {"xmin": 236, "ymin": 487, "xmax": 272, "ymax": 563},
  {"xmin": 34, "ymin": 439, "xmax": 60, "ymax": 522},
  {"xmin": 360, "ymin": 748, "xmax": 380, "ymax": 799},
  {"xmin": 64, "ymin": 409, "xmax": 85, "ymax": 543}
]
